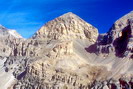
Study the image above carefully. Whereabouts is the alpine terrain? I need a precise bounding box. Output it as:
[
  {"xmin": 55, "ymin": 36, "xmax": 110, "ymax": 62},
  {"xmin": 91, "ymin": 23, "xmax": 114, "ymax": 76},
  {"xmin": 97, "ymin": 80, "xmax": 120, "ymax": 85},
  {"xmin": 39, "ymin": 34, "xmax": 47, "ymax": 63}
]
[{"xmin": 0, "ymin": 11, "xmax": 133, "ymax": 89}]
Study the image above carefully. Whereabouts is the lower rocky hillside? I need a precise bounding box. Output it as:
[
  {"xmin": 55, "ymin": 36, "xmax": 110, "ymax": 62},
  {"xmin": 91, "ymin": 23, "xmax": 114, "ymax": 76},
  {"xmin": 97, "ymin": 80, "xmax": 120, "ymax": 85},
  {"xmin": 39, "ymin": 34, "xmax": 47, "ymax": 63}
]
[{"xmin": 0, "ymin": 11, "xmax": 133, "ymax": 89}]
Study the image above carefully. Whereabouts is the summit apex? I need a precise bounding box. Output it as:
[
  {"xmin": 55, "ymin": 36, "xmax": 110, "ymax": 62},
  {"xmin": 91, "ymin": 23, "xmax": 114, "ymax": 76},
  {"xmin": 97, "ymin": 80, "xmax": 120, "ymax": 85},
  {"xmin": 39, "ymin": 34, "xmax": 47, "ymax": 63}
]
[
  {"xmin": 58, "ymin": 12, "xmax": 84, "ymax": 21},
  {"xmin": 0, "ymin": 10, "xmax": 133, "ymax": 89},
  {"xmin": 61, "ymin": 12, "xmax": 74, "ymax": 15},
  {"xmin": 59, "ymin": 12, "xmax": 77, "ymax": 17},
  {"xmin": 33, "ymin": 12, "xmax": 98, "ymax": 42}
]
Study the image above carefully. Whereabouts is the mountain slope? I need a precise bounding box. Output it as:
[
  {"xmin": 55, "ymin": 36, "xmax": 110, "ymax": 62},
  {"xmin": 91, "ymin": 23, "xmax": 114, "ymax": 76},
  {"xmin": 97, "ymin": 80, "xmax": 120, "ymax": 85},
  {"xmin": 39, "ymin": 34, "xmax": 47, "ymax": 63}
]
[
  {"xmin": 0, "ymin": 25, "xmax": 22, "ymax": 38},
  {"xmin": 33, "ymin": 12, "xmax": 98, "ymax": 42},
  {"xmin": 0, "ymin": 11, "xmax": 133, "ymax": 89},
  {"xmin": 8, "ymin": 30, "xmax": 23, "ymax": 38}
]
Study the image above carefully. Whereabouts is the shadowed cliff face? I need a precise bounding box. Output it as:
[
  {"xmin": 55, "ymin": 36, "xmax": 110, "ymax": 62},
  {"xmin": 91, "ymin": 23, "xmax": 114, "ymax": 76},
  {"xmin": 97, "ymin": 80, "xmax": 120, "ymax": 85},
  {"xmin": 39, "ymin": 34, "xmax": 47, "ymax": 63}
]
[
  {"xmin": 111, "ymin": 19, "xmax": 133, "ymax": 57},
  {"xmin": 87, "ymin": 12, "xmax": 133, "ymax": 58},
  {"xmin": 0, "ymin": 11, "xmax": 133, "ymax": 89},
  {"xmin": 113, "ymin": 25, "xmax": 131, "ymax": 57}
]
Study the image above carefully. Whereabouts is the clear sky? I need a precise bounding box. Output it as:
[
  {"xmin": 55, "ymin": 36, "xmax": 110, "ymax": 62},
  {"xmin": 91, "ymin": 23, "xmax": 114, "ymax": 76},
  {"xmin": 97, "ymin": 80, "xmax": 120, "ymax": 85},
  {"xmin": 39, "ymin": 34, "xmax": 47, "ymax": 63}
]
[{"xmin": 0, "ymin": 0, "xmax": 133, "ymax": 38}]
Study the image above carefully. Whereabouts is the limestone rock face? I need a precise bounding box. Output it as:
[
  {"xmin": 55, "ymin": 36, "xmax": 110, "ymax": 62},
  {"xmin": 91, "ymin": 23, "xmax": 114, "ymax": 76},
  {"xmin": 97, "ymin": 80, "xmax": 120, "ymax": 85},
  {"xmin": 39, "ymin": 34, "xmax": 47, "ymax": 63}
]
[
  {"xmin": 109, "ymin": 11, "xmax": 133, "ymax": 42},
  {"xmin": 0, "ymin": 12, "xmax": 100, "ymax": 89},
  {"xmin": 0, "ymin": 11, "xmax": 133, "ymax": 89},
  {"xmin": 109, "ymin": 11, "xmax": 133, "ymax": 41},
  {"xmin": 97, "ymin": 11, "xmax": 133, "ymax": 57},
  {"xmin": 0, "ymin": 25, "xmax": 22, "ymax": 57},
  {"xmin": 33, "ymin": 12, "xmax": 98, "ymax": 42}
]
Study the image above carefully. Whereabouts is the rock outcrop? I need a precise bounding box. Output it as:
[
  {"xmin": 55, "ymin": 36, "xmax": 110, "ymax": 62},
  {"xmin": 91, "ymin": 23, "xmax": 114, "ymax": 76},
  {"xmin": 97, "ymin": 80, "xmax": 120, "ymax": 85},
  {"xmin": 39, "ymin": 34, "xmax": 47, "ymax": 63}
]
[
  {"xmin": 33, "ymin": 12, "xmax": 98, "ymax": 42},
  {"xmin": 96, "ymin": 11, "xmax": 133, "ymax": 57},
  {"xmin": 0, "ymin": 11, "xmax": 133, "ymax": 89}
]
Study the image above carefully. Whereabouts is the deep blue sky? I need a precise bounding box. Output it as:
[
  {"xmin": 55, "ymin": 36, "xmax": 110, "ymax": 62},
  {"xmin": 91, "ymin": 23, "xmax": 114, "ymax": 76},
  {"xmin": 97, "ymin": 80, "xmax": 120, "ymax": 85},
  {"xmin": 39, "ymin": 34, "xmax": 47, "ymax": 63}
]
[{"xmin": 0, "ymin": 0, "xmax": 133, "ymax": 38}]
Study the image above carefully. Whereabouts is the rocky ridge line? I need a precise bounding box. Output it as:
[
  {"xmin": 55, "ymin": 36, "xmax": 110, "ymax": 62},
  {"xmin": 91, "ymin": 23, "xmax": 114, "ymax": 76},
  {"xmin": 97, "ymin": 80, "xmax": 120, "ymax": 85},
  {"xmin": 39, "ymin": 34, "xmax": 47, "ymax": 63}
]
[{"xmin": 0, "ymin": 11, "xmax": 133, "ymax": 89}]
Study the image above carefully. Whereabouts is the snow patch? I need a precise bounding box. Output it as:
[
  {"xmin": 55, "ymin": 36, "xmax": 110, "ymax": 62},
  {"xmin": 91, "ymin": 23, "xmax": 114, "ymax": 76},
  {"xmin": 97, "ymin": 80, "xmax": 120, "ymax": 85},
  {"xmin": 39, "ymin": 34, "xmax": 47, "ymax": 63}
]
[{"xmin": 8, "ymin": 30, "xmax": 23, "ymax": 38}]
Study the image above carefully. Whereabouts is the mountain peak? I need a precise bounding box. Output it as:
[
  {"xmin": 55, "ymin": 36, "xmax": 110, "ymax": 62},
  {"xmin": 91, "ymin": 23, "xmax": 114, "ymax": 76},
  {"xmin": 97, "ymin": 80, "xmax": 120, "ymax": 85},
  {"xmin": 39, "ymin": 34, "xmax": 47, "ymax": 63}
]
[
  {"xmin": 59, "ymin": 12, "xmax": 76, "ymax": 17},
  {"xmin": 98, "ymin": 11, "xmax": 133, "ymax": 57},
  {"xmin": 0, "ymin": 25, "xmax": 23, "ymax": 38},
  {"xmin": 58, "ymin": 12, "xmax": 84, "ymax": 22},
  {"xmin": 62, "ymin": 12, "xmax": 74, "ymax": 15},
  {"xmin": 33, "ymin": 12, "xmax": 98, "ymax": 42},
  {"xmin": 1, "ymin": 11, "xmax": 133, "ymax": 89},
  {"xmin": 8, "ymin": 30, "xmax": 23, "ymax": 38}
]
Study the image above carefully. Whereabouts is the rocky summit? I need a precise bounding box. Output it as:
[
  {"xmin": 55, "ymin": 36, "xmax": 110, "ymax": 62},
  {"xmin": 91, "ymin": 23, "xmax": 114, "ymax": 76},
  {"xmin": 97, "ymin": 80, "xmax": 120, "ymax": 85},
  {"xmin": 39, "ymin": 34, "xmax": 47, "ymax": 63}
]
[{"xmin": 0, "ymin": 11, "xmax": 133, "ymax": 89}]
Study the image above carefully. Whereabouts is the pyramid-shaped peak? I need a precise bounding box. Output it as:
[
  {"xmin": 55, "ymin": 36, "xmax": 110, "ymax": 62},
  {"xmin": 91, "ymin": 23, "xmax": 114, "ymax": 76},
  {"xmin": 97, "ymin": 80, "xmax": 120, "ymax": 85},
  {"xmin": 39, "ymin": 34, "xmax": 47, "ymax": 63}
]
[
  {"xmin": 63, "ymin": 12, "xmax": 74, "ymax": 15},
  {"xmin": 33, "ymin": 12, "xmax": 98, "ymax": 42},
  {"xmin": 60, "ymin": 12, "xmax": 76, "ymax": 16},
  {"xmin": 57, "ymin": 12, "xmax": 82, "ymax": 20}
]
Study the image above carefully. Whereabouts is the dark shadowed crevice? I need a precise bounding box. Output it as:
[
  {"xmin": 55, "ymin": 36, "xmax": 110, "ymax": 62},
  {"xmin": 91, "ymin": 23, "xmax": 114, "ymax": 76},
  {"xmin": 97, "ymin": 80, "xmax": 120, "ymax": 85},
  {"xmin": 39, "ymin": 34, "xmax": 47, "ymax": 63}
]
[
  {"xmin": 113, "ymin": 25, "xmax": 131, "ymax": 57},
  {"xmin": 17, "ymin": 68, "xmax": 27, "ymax": 80},
  {"xmin": 14, "ymin": 48, "xmax": 18, "ymax": 56}
]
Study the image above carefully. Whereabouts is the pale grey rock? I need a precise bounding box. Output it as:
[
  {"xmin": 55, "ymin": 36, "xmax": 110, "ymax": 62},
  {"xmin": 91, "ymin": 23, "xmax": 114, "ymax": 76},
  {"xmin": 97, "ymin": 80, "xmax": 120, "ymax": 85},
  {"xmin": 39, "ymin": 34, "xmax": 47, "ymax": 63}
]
[{"xmin": 0, "ymin": 11, "xmax": 133, "ymax": 89}]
